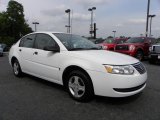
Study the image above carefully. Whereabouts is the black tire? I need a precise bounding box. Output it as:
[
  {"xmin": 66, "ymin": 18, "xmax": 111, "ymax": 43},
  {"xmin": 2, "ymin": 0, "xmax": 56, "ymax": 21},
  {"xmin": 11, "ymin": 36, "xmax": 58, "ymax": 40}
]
[
  {"xmin": 12, "ymin": 59, "xmax": 23, "ymax": 77},
  {"xmin": 149, "ymin": 58, "xmax": 155, "ymax": 64},
  {"xmin": 135, "ymin": 51, "xmax": 144, "ymax": 61},
  {"xmin": 66, "ymin": 70, "xmax": 94, "ymax": 102}
]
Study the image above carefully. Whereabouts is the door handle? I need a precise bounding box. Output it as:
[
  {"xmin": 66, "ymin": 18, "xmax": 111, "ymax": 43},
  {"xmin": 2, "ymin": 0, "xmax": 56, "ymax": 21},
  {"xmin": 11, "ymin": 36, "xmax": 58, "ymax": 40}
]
[
  {"xmin": 33, "ymin": 51, "xmax": 38, "ymax": 55},
  {"xmin": 19, "ymin": 49, "xmax": 22, "ymax": 52}
]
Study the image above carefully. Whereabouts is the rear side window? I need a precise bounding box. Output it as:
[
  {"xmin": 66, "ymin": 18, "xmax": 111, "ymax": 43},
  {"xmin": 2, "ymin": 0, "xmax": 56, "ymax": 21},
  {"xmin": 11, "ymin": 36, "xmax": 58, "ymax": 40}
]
[
  {"xmin": 19, "ymin": 34, "xmax": 35, "ymax": 48},
  {"xmin": 35, "ymin": 33, "xmax": 57, "ymax": 50}
]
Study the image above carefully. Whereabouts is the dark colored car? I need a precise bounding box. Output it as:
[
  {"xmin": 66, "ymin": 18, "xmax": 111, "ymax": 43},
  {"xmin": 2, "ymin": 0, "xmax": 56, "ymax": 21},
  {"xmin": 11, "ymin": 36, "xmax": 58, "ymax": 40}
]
[
  {"xmin": 114, "ymin": 37, "xmax": 156, "ymax": 60},
  {"xmin": 0, "ymin": 45, "xmax": 3, "ymax": 56},
  {"xmin": 99, "ymin": 38, "xmax": 128, "ymax": 51},
  {"xmin": 0, "ymin": 43, "xmax": 9, "ymax": 56},
  {"xmin": 149, "ymin": 41, "xmax": 160, "ymax": 64}
]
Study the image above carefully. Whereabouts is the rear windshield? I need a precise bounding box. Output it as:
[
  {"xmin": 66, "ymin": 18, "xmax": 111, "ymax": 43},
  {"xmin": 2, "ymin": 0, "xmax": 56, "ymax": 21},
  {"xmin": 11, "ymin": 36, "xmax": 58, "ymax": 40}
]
[{"xmin": 125, "ymin": 38, "xmax": 145, "ymax": 43}]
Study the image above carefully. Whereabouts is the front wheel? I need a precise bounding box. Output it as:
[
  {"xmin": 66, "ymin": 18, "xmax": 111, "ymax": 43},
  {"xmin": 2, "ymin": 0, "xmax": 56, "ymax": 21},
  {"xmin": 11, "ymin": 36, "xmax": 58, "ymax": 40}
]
[
  {"xmin": 135, "ymin": 51, "xmax": 144, "ymax": 61},
  {"xmin": 12, "ymin": 59, "xmax": 23, "ymax": 77},
  {"xmin": 149, "ymin": 58, "xmax": 156, "ymax": 64},
  {"xmin": 66, "ymin": 70, "xmax": 94, "ymax": 102}
]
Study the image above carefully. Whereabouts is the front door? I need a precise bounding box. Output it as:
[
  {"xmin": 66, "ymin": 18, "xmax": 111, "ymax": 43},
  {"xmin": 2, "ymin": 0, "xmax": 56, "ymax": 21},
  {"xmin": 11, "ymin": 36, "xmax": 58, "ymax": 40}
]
[{"xmin": 31, "ymin": 33, "xmax": 61, "ymax": 82}]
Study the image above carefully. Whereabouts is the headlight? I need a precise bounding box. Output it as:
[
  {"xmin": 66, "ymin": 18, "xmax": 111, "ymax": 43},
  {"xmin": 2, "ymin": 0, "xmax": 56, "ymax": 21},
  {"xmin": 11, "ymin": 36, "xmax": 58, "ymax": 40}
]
[
  {"xmin": 105, "ymin": 65, "xmax": 134, "ymax": 75},
  {"xmin": 129, "ymin": 45, "xmax": 135, "ymax": 51},
  {"xmin": 149, "ymin": 46, "xmax": 152, "ymax": 52},
  {"xmin": 102, "ymin": 45, "xmax": 108, "ymax": 50}
]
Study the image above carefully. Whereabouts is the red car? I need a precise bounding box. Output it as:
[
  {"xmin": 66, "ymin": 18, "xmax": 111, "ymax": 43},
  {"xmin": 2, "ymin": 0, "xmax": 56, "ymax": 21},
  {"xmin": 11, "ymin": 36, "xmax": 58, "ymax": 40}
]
[
  {"xmin": 115, "ymin": 37, "xmax": 156, "ymax": 60},
  {"xmin": 99, "ymin": 38, "xmax": 128, "ymax": 51}
]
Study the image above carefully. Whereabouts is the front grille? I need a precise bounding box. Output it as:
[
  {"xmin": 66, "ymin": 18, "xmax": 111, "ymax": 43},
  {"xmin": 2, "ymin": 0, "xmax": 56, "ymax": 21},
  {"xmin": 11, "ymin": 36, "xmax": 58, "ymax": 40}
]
[
  {"xmin": 113, "ymin": 83, "xmax": 146, "ymax": 92},
  {"xmin": 115, "ymin": 45, "xmax": 129, "ymax": 50},
  {"xmin": 132, "ymin": 62, "xmax": 146, "ymax": 74},
  {"xmin": 153, "ymin": 46, "xmax": 160, "ymax": 53}
]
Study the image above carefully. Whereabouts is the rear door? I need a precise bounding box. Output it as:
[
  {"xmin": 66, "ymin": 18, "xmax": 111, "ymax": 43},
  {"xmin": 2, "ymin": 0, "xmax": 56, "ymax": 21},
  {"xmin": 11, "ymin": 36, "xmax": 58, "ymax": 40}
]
[{"xmin": 18, "ymin": 34, "xmax": 36, "ymax": 73}]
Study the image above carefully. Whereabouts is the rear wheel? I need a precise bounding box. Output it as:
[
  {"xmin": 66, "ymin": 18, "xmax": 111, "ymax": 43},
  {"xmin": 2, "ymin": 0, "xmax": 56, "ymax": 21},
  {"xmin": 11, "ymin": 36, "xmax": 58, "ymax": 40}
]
[
  {"xmin": 135, "ymin": 51, "xmax": 143, "ymax": 61},
  {"xmin": 66, "ymin": 70, "xmax": 94, "ymax": 102},
  {"xmin": 12, "ymin": 59, "xmax": 23, "ymax": 77}
]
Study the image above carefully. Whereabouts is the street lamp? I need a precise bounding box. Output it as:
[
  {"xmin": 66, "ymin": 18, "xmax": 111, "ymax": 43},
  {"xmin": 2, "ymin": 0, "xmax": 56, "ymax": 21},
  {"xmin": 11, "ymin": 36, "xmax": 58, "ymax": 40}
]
[
  {"xmin": 148, "ymin": 14, "xmax": 156, "ymax": 37},
  {"xmin": 32, "ymin": 22, "xmax": 39, "ymax": 32},
  {"xmin": 65, "ymin": 9, "xmax": 71, "ymax": 33},
  {"xmin": 88, "ymin": 7, "xmax": 96, "ymax": 38},
  {"xmin": 112, "ymin": 31, "xmax": 116, "ymax": 38},
  {"xmin": 146, "ymin": 0, "xmax": 150, "ymax": 37}
]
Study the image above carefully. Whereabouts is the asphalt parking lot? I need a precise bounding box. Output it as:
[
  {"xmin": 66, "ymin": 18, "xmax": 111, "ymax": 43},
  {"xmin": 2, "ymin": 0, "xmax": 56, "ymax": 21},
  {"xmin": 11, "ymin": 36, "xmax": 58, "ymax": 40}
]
[{"xmin": 0, "ymin": 55, "xmax": 160, "ymax": 120}]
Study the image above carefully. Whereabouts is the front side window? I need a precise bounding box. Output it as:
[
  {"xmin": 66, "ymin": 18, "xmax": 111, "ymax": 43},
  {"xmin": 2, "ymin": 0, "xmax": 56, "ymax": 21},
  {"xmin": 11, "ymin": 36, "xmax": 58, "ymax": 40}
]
[
  {"xmin": 19, "ymin": 34, "xmax": 35, "ymax": 48},
  {"xmin": 35, "ymin": 34, "xmax": 57, "ymax": 50},
  {"xmin": 54, "ymin": 33, "xmax": 99, "ymax": 51}
]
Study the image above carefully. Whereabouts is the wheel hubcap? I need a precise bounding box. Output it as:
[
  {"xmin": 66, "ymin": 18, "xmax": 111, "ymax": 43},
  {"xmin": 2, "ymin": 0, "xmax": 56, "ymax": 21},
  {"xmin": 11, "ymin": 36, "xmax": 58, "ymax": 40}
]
[
  {"xmin": 68, "ymin": 76, "xmax": 85, "ymax": 98},
  {"xmin": 13, "ymin": 62, "xmax": 19, "ymax": 75}
]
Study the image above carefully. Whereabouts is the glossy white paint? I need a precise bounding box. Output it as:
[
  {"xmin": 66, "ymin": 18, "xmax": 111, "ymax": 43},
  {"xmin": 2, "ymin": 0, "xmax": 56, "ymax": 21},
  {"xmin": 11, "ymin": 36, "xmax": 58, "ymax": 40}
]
[{"xmin": 9, "ymin": 32, "xmax": 147, "ymax": 97}]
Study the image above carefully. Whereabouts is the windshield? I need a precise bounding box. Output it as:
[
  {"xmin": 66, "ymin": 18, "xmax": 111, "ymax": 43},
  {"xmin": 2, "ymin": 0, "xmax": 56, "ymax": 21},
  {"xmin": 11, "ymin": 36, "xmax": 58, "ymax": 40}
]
[
  {"xmin": 125, "ymin": 37, "xmax": 145, "ymax": 43},
  {"xmin": 54, "ymin": 33, "xmax": 99, "ymax": 51},
  {"xmin": 103, "ymin": 39, "xmax": 115, "ymax": 44}
]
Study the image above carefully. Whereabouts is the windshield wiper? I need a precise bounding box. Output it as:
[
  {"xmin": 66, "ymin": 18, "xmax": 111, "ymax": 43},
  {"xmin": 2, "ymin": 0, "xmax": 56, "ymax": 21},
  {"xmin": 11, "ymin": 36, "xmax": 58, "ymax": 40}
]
[
  {"xmin": 88, "ymin": 47, "xmax": 100, "ymax": 50},
  {"xmin": 69, "ymin": 47, "xmax": 100, "ymax": 51},
  {"xmin": 69, "ymin": 48, "xmax": 87, "ymax": 51}
]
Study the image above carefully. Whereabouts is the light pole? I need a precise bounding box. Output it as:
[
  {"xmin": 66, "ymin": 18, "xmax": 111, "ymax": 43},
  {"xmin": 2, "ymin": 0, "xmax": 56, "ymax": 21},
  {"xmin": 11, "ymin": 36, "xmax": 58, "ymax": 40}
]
[
  {"xmin": 65, "ymin": 9, "xmax": 71, "ymax": 33},
  {"xmin": 32, "ymin": 22, "xmax": 39, "ymax": 32},
  {"xmin": 148, "ymin": 14, "xmax": 156, "ymax": 37},
  {"xmin": 146, "ymin": 0, "xmax": 150, "ymax": 37},
  {"xmin": 112, "ymin": 31, "xmax": 116, "ymax": 38},
  {"xmin": 88, "ymin": 7, "xmax": 96, "ymax": 38}
]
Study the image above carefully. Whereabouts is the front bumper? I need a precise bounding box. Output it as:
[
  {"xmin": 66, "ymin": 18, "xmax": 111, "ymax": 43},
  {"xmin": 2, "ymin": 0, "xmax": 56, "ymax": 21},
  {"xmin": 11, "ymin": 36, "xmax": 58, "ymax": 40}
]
[
  {"xmin": 149, "ymin": 53, "xmax": 160, "ymax": 61},
  {"xmin": 87, "ymin": 69, "xmax": 147, "ymax": 97}
]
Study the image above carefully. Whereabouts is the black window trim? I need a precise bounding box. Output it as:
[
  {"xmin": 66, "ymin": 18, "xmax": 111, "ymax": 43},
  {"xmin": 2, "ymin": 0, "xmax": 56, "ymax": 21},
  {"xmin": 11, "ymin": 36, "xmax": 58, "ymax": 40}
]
[
  {"xmin": 19, "ymin": 33, "xmax": 36, "ymax": 48},
  {"xmin": 33, "ymin": 33, "xmax": 60, "ymax": 50}
]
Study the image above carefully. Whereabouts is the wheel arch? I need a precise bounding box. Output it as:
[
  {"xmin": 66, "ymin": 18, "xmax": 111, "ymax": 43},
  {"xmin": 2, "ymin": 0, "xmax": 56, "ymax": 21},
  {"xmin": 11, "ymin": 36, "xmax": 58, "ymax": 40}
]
[
  {"xmin": 11, "ymin": 56, "xmax": 18, "ymax": 66},
  {"xmin": 62, "ymin": 65, "xmax": 94, "ymax": 90}
]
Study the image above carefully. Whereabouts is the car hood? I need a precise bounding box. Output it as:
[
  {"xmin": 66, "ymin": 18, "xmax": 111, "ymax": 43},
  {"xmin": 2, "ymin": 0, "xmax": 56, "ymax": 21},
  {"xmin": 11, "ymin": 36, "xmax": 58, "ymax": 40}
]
[
  {"xmin": 117, "ymin": 43, "xmax": 142, "ymax": 46},
  {"xmin": 99, "ymin": 43, "xmax": 115, "ymax": 46},
  {"xmin": 67, "ymin": 50, "xmax": 139, "ymax": 65}
]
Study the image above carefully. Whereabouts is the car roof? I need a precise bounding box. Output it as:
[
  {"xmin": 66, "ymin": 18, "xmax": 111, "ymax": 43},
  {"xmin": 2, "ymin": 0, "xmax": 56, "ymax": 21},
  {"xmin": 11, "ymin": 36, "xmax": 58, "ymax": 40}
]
[{"xmin": 31, "ymin": 31, "xmax": 68, "ymax": 34}]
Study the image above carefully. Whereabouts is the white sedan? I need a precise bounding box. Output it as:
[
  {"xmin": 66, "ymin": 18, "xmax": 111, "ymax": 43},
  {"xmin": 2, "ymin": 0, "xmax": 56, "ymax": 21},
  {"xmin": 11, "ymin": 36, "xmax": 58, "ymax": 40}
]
[{"xmin": 9, "ymin": 32, "xmax": 147, "ymax": 102}]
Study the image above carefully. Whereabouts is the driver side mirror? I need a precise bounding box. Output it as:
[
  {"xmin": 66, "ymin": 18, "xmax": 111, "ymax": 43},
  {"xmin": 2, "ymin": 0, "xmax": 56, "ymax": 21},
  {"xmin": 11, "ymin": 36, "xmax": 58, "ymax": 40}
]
[{"xmin": 43, "ymin": 44, "xmax": 60, "ymax": 52}]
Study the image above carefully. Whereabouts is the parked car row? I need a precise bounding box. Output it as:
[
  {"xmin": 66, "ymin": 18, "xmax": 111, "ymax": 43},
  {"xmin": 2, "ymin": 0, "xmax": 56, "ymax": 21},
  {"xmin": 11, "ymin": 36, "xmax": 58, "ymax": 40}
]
[
  {"xmin": 98, "ymin": 37, "xmax": 159, "ymax": 63},
  {"xmin": 98, "ymin": 38, "xmax": 128, "ymax": 51}
]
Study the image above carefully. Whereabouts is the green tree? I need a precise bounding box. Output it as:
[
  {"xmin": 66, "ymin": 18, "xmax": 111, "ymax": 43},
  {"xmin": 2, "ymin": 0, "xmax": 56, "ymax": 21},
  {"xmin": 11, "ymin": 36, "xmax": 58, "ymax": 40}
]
[
  {"xmin": 6, "ymin": 0, "xmax": 32, "ymax": 40},
  {"xmin": 0, "ymin": 0, "xmax": 32, "ymax": 45},
  {"xmin": 0, "ymin": 12, "xmax": 10, "ymax": 36}
]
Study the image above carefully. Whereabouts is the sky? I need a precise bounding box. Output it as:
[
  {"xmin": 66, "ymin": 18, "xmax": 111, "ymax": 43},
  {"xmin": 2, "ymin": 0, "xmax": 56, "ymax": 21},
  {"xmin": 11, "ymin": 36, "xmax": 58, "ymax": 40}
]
[{"xmin": 0, "ymin": 0, "xmax": 160, "ymax": 38}]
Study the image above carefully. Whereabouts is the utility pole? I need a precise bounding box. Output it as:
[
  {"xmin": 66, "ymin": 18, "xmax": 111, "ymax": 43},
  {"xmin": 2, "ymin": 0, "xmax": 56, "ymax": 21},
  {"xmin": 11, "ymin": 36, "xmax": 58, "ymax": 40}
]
[
  {"xmin": 146, "ymin": 0, "xmax": 150, "ymax": 37},
  {"xmin": 65, "ymin": 9, "xmax": 71, "ymax": 33},
  {"xmin": 112, "ymin": 31, "xmax": 116, "ymax": 38},
  {"xmin": 88, "ymin": 7, "xmax": 96, "ymax": 38},
  {"xmin": 148, "ymin": 15, "xmax": 156, "ymax": 37},
  {"xmin": 32, "ymin": 22, "xmax": 39, "ymax": 32}
]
